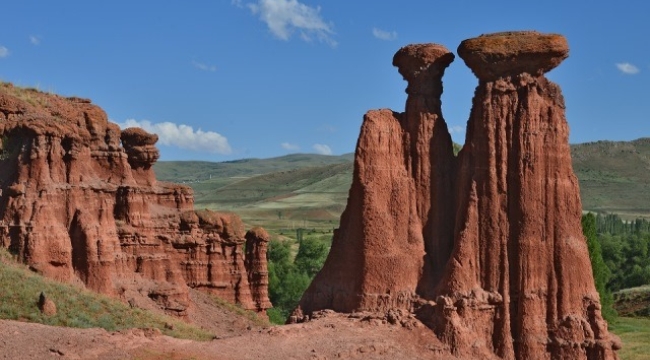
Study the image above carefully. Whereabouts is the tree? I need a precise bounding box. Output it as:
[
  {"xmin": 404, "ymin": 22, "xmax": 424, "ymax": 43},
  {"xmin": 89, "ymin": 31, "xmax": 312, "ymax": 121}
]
[
  {"xmin": 294, "ymin": 238, "xmax": 329, "ymax": 278},
  {"xmin": 266, "ymin": 240, "xmax": 313, "ymax": 323},
  {"xmin": 582, "ymin": 213, "xmax": 616, "ymax": 320}
]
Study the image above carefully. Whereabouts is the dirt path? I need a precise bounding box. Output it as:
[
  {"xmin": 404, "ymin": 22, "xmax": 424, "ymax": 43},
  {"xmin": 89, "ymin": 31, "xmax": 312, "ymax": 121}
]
[{"xmin": 0, "ymin": 313, "xmax": 458, "ymax": 360}]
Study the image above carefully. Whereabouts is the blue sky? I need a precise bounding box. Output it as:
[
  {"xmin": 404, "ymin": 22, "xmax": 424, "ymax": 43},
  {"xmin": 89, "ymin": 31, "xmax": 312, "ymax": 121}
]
[{"xmin": 1, "ymin": 0, "xmax": 648, "ymax": 161}]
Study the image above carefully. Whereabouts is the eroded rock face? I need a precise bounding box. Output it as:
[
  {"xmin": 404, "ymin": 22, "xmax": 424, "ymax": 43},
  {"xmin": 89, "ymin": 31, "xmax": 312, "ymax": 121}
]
[
  {"xmin": 295, "ymin": 32, "xmax": 620, "ymax": 359},
  {"xmin": 298, "ymin": 44, "xmax": 454, "ymax": 314},
  {"xmin": 0, "ymin": 83, "xmax": 270, "ymax": 317},
  {"xmin": 435, "ymin": 30, "xmax": 618, "ymax": 360}
]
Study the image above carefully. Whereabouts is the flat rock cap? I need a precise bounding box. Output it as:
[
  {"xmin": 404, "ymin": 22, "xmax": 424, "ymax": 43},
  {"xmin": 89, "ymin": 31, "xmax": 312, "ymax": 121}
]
[
  {"xmin": 458, "ymin": 31, "xmax": 568, "ymax": 81},
  {"xmin": 121, "ymin": 127, "xmax": 159, "ymax": 146},
  {"xmin": 393, "ymin": 43, "xmax": 454, "ymax": 82}
]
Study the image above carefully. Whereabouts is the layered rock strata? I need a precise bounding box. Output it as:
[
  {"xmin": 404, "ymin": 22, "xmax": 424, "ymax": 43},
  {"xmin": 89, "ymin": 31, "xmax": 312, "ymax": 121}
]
[
  {"xmin": 295, "ymin": 32, "xmax": 620, "ymax": 359},
  {"xmin": 0, "ymin": 84, "xmax": 270, "ymax": 316}
]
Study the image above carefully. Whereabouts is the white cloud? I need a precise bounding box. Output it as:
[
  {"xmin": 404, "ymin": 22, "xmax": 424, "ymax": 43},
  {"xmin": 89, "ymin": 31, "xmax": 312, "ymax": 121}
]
[
  {"xmin": 245, "ymin": 0, "xmax": 336, "ymax": 46},
  {"xmin": 449, "ymin": 125, "xmax": 465, "ymax": 134},
  {"xmin": 191, "ymin": 60, "xmax": 217, "ymax": 72},
  {"xmin": 372, "ymin": 27, "xmax": 397, "ymax": 41},
  {"xmin": 117, "ymin": 119, "xmax": 232, "ymax": 154},
  {"xmin": 616, "ymin": 62, "xmax": 640, "ymax": 75},
  {"xmin": 232, "ymin": 0, "xmax": 244, "ymax": 7},
  {"xmin": 29, "ymin": 35, "xmax": 41, "ymax": 45},
  {"xmin": 0, "ymin": 46, "xmax": 9, "ymax": 58},
  {"xmin": 312, "ymin": 143, "xmax": 332, "ymax": 155},
  {"xmin": 281, "ymin": 142, "xmax": 300, "ymax": 151}
]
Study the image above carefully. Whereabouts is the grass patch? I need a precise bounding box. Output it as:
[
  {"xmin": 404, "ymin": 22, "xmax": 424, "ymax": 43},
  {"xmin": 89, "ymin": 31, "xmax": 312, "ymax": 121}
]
[
  {"xmin": 0, "ymin": 249, "xmax": 212, "ymax": 341},
  {"xmin": 610, "ymin": 317, "xmax": 650, "ymax": 360}
]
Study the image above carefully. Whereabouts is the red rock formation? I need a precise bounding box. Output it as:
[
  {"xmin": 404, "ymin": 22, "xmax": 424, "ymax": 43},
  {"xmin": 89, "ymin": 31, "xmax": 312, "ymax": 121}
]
[
  {"xmin": 393, "ymin": 44, "xmax": 457, "ymax": 297},
  {"xmin": 120, "ymin": 127, "xmax": 159, "ymax": 186},
  {"xmin": 297, "ymin": 44, "xmax": 454, "ymax": 314},
  {"xmin": 433, "ymin": 31, "xmax": 619, "ymax": 359},
  {"xmin": 245, "ymin": 227, "xmax": 272, "ymax": 314},
  {"xmin": 294, "ymin": 32, "xmax": 620, "ymax": 359},
  {"xmin": 0, "ymin": 83, "xmax": 270, "ymax": 317}
]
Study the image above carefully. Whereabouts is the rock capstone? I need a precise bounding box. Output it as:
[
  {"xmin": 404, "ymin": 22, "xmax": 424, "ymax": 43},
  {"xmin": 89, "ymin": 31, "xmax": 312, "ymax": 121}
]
[{"xmin": 457, "ymin": 31, "xmax": 569, "ymax": 81}]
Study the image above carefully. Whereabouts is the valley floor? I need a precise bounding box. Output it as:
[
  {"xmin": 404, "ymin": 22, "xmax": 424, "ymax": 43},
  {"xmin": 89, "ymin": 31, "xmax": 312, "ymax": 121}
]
[
  {"xmin": 0, "ymin": 313, "xmax": 454, "ymax": 360},
  {"xmin": 2, "ymin": 315, "xmax": 647, "ymax": 360}
]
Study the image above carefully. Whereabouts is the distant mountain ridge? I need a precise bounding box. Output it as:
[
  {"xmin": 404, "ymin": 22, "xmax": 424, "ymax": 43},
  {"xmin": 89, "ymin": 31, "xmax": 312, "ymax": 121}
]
[{"xmin": 154, "ymin": 138, "xmax": 650, "ymax": 218}]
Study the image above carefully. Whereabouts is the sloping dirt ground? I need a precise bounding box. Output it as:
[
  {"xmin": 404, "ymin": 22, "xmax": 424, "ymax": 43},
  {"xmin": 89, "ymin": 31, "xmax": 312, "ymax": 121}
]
[{"xmin": 0, "ymin": 312, "xmax": 458, "ymax": 360}]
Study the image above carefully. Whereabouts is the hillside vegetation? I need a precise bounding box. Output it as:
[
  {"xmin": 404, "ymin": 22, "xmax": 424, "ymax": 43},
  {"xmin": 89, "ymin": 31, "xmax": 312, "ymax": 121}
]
[
  {"xmin": 154, "ymin": 153, "xmax": 354, "ymax": 184},
  {"xmin": 0, "ymin": 248, "xmax": 212, "ymax": 340}
]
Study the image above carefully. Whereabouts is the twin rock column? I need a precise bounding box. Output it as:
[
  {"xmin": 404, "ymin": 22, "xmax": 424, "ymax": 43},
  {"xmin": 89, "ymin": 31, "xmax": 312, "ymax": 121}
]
[{"xmin": 295, "ymin": 31, "xmax": 620, "ymax": 360}]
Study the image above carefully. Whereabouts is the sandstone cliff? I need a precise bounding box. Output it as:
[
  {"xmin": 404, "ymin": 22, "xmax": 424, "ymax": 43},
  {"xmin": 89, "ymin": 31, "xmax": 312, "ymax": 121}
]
[
  {"xmin": 0, "ymin": 83, "xmax": 270, "ymax": 317},
  {"xmin": 295, "ymin": 32, "xmax": 620, "ymax": 359}
]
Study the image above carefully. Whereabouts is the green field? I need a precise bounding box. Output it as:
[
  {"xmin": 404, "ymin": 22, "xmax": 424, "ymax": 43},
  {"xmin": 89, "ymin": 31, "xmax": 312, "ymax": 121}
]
[
  {"xmin": 610, "ymin": 285, "xmax": 650, "ymax": 359},
  {"xmin": 612, "ymin": 317, "xmax": 650, "ymax": 360}
]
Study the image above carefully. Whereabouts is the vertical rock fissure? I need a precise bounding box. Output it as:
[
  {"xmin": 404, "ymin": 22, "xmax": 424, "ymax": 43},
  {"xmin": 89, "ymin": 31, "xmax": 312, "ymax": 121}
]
[{"xmin": 69, "ymin": 211, "xmax": 89, "ymax": 284}]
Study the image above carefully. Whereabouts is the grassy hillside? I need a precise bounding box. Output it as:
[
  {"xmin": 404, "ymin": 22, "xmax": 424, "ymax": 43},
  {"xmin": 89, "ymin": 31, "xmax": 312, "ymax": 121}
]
[
  {"xmin": 572, "ymin": 138, "xmax": 650, "ymax": 218},
  {"xmin": 154, "ymin": 153, "xmax": 354, "ymax": 184},
  {"xmin": 615, "ymin": 286, "xmax": 650, "ymax": 318},
  {"xmin": 192, "ymin": 162, "xmax": 351, "ymax": 209},
  {"xmin": 155, "ymin": 157, "xmax": 353, "ymax": 235},
  {"xmin": 0, "ymin": 248, "xmax": 212, "ymax": 340}
]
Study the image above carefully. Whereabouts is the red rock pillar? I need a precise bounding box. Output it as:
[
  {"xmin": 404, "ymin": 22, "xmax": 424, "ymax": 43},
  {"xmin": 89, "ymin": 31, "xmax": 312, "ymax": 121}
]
[
  {"xmin": 245, "ymin": 227, "xmax": 272, "ymax": 314},
  {"xmin": 295, "ymin": 44, "xmax": 454, "ymax": 316},
  {"xmin": 434, "ymin": 31, "xmax": 620, "ymax": 360},
  {"xmin": 393, "ymin": 45, "xmax": 457, "ymax": 298}
]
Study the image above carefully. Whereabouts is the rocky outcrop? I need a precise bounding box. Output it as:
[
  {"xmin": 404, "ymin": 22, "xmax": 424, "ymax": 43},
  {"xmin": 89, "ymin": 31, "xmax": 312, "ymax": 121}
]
[
  {"xmin": 0, "ymin": 83, "xmax": 270, "ymax": 317},
  {"xmin": 245, "ymin": 227, "xmax": 272, "ymax": 314},
  {"xmin": 294, "ymin": 32, "xmax": 620, "ymax": 359},
  {"xmin": 38, "ymin": 292, "xmax": 57, "ymax": 316},
  {"xmin": 120, "ymin": 127, "xmax": 159, "ymax": 185}
]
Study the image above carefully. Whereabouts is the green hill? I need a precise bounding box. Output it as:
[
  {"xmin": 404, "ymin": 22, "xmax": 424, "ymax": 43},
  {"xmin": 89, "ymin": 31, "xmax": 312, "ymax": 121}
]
[
  {"xmin": 571, "ymin": 138, "xmax": 650, "ymax": 218},
  {"xmin": 154, "ymin": 154, "xmax": 354, "ymax": 232},
  {"xmin": 154, "ymin": 138, "xmax": 650, "ymax": 233},
  {"xmin": 154, "ymin": 153, "xmax": 354, "ymax": 184}
]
